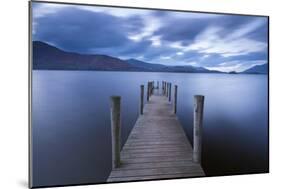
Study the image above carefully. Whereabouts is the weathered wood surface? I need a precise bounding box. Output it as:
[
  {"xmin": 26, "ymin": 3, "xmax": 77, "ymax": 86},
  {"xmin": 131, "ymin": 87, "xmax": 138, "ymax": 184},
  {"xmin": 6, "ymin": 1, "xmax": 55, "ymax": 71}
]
[
  {"xmin": 107, "ymin": 89, "xmax": 205, "ymax": 182},
  {"xmin": 110, "ymin": 96, "xmax": 121, "ymax": 169}
]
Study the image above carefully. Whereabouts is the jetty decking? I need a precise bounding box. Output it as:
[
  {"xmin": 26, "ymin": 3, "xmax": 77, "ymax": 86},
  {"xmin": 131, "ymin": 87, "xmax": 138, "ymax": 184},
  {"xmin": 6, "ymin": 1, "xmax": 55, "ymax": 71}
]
[{"xmin": 107, "ymin": 82, "xmax": 205, "ymax": 182}]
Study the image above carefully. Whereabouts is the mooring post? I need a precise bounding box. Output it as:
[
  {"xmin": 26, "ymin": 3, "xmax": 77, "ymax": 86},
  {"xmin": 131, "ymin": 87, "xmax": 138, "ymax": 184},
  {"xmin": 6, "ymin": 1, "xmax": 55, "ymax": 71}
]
[
  {"xmin": 163, "ymin": 81, "xmax": 165, "ymax": 94},
  {"xmin": 167, "ymin": 82, "xmax": 170, "ymax": 100},
  {"xmin": 157, "ymin": 81, "xmax": 159, "ymax": 89},
  {"xmin": 140, "ymin": 85, "xmax": 144, "ymax": 115},
  {"xmin": 166, "ymin": 82, "xmax": 169, "ymax": 97},
  {"xmin": 149, "ymin": 82, "xmax": 152, "ymax": 96},
  {"xmin": 165, "ymin": 81, "xmax": 167, "ymax": 96},
  {"xmin": 147, "ymin": 82, "xmax": 150, "ymax": 101},
  {"xmin": 168, "ymin": 83, "xmax": 172, "ymax": 101},
  {"xmin": 166, "ymin": 82, "xmax": 168, "ymax": 97},
  {"xmin": 148, "ymin": 82, "xmax": 150, "ymax": 97},
  {"xmin": 167, "ymin": 83, "xmax": 170, "ymax": 97},
  {"xmin": 193, "ymin": 95, "xmax": 204, "ymax": 164},
  {"xmin": 174, "ymin": 85, "xmax": 178, "ymax": 114},
  {"xmin": 164, "ymin": 82, "xmax": 166, "ymax": 96},
  {"xmin": 110, "ymin": 96, "xmax": 121, "ymax": 169},
  {"xmin": 162, "ymin": 81, "xmax": 164, "ymax": 92},
  {"xmin": 151, "ymin": 81, "xmax": 154, "ymax": 95}
]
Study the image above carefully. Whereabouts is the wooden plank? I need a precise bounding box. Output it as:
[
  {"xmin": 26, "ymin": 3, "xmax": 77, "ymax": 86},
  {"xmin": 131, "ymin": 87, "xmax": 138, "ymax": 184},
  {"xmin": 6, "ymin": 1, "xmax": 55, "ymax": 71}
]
[
  {"xmin": 124, "ymin": 141, "xmax": 189, "ymax": 146},
  {"xmin": 109, "ymin": 166, "xmax": 204, "ymax": 178},
  {"xmin": 107, "ymin": 172, "xmax": 204, "ymax": 182},
  {"xmin": 107, "ymin": 89, "xmax": 205, "ymax": 182},
  {"xmin": 121, "ymin": 156, "xmax": 193, "ymax": 164},
  {"xmin": 126, "ymin": 137, "xmax": 189, "ymax": 142},
  {"xmin": 129, "ymin": 134, "xmax": 186, "ymax": 138},
  {"xmin": 121, "ymin": 151, "xmax": 191, "ymax": 159},
  {"xmin": 121, "ymin": 147, "xmax": 192, "ymax": 154},
  {"xmin": 122, "ymin": 144, "xmax": 190, "ymax": 149},
  {"xmin": 115, "ymin": 160, "xmax": 199, "ymax": 170}
]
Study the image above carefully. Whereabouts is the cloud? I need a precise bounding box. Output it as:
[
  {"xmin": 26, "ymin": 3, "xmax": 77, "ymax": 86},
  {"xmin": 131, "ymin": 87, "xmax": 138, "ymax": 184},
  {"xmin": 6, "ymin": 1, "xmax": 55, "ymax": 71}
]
[
  {"xmin": 149, "ymin": 35, "xmax": 162, "ymax": 47},
  {"xmin": 202, "ymin": 54, "xmax": 210, "ymax": 59},
  {"xmin": 77, "ymin": 5, "xmax": 151, "ymax": 18},
  {"xmin": 206, "ymin": 64, "xmax": 243, "ymax": 72},
  {"xmin": 33, "ymin": 5, "xmax": 135, "ymax": 54},
  {"xmin": 226, "ymin": 19, "xmax": 266, "ymax": 39},
  {"xmin": 169, "ymin": 22, "xmax": 267, "ymax": 57},
  {"xmin": 32, "ymin": 3, "xmax": 66, "ymax": 19},
  {"xmin": 32, "ymin": 2, "xmax": 268, "ymax": 71},
  {"xmin": 128, "ymin": 15, "xmax": 163, "ymax": 42},
  {"xmin": 206, "ymin": 60, "xmax": 267, "ymax": 72},
  {"xmin": 160, "ymin": 56, "xmax": 172, "ymax": 60},
  {"xmin": 186, "ymin": 61, "xmax": 198, "ymax": 66}
]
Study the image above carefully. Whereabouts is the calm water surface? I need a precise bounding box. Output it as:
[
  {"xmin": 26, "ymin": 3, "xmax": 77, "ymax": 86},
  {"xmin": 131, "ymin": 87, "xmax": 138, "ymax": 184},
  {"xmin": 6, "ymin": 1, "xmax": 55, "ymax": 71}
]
[{"xmin": 32, "ymin": 71, "xmax": 268, "ymax": 187}]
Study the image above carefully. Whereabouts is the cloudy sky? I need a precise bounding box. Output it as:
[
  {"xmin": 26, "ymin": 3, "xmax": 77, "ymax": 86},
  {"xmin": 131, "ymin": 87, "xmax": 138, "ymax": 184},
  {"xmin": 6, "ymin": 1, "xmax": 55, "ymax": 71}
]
[{"xmin": 32, "ymin": 2, "xmax": 268, "ymax": 72}]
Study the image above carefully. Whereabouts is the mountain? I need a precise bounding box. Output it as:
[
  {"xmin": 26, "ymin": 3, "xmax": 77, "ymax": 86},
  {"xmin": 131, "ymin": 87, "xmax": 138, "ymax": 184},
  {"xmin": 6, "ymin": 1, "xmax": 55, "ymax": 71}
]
[
  {"xmin": 242, "ymin": 64, "xmax": 268, "ymax": 74},
  {"xmin": 126, "ymin": 59, "xmax": 167, "ymax": 71},
  {"xmin": 33, "ymin": 41, "xmax": 136, "ymax": 71},
  {"xmin": 33, "ymin": 41, "xmax": 220, "ymax": 73},
  {"xmin": 126, "ymin": 59, "xmax": 219, "ymax": 73},
  {"xmin": 162, "ymin": 65, "xmax": 219, "ymax": 73}
]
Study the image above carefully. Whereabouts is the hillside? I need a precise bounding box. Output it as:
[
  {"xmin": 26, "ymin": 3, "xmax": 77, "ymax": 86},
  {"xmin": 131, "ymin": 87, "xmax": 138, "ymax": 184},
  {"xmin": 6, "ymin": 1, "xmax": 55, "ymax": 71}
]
[
  {"xmin": 33, "ymin": 41, "xmax": 221, "ymax": 73},
  {"xmin": 242, "ymin": 64, "xmax": 268, "ymax": 74}
]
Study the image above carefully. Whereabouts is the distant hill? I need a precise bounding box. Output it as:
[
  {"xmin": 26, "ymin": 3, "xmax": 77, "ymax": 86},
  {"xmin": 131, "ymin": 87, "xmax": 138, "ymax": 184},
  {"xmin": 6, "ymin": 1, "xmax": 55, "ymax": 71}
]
[
  {"xmin": 242, "ymin": 64, "xmax": 268, "ymax": 74},
  {"xmin": 126, "ymin": 59, "xmax": 218, "ymax": 73},
  {"xmin": 162, "ymin": 65, "xmax": 219, "ymax": 73},
  {"xmin": 33, "ymin": 41, "xmax": 137, "ymax": 71},
  {"xmin": 33, "ymin": 41, "xmax": 220, "ymax": 73},
  {"xmin": 126, "ymin": 59, "xmax": 167, "ymax": 71}
]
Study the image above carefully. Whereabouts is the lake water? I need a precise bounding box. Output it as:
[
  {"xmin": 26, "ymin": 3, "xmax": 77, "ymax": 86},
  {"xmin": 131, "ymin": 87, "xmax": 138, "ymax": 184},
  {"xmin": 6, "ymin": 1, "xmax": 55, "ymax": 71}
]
[{"xmin": 32, "ymin": 71, "xmax": 268, "ymax": 187}]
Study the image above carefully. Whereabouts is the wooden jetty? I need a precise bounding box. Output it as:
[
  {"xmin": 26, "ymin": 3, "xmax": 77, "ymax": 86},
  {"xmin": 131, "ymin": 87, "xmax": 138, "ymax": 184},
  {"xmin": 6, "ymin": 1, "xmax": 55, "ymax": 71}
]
[{"xmin": 107, "ymin": 81, "xmax": 205, "ymax": 182}]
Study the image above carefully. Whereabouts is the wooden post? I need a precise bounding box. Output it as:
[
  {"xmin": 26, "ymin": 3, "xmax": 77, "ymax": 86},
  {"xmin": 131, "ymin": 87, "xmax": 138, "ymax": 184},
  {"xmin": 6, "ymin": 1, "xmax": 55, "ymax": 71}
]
[
  {"xmin": 168, "ymin": 83, "xmax": 172, "ymax": 101},
  {"xmin": 162, "ymin": 81, "xmax": 165, "ymax": 95},
  {"xmin": 166, "ymin": 82, "xmax": 168, "ymax": 97},
  {"xmin": 110, "ymin": 96, "xmax": 121, "ymax": 168},
  {"xmin": 149, "ymin": 82, "xmax": 152, "ymax": 96},
  {"xmin": 148, "ymin": 82, "xmax": 150, "ymax": 97},
  {"xmin": 163, "ymin": 81, "xmax": 166, "ymax": 95},
  {"xmin": 147, "ymin": 82, "xmax": 150, "ymax": 101},
  {"xmin": 174, "ymin": 85, "xmax": 178, "ymax": 114},
  {"xmin": 157, "ymin": 81, "xmax": 159, "ymax": 89},
  {"xmin": 166, "ymin": 82, "xmax": 169, "ymax": 97},
  {"xmin": 163, "ymin": 81, "xmax": 164, "ymax": 95},
  {"xmin": 165, "ymin": 82, "xmax": 167, "ymax": 96},
  {"xmin": 151, "ymin": 81, "xmax": 154, "ymax": 95},
  {"xmin": 140, "ymin": 85, "xmax": 144, "ymax": 115},
  {"xmin": 193, "ymin": 95, "xmax": 204, "ymax": 164}
]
